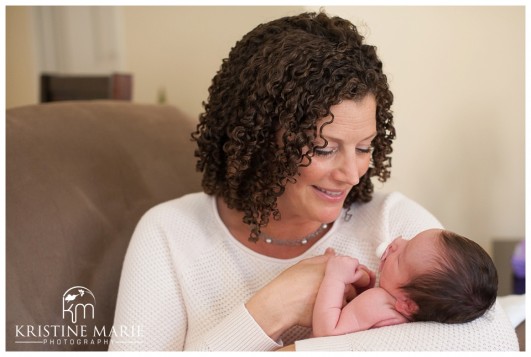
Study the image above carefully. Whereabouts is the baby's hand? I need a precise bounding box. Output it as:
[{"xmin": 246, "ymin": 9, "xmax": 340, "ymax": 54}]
[
  {"xmin": 322, "ymin": 249, "xmax": 375, "ymax": 290},
  {"xmin": 356, "ymin": 264, "xmax": 376, "ymax": 290},
  {"xmin": 343, "ymin": 265, "xmax": 374, "ymax": 302},
  {"xmin": 325, "ymin": 255, "xmax": 359, "ymax": 279},
  {"xmin": 322, "ymin": 255, "xmax": 373, "ymax": 304}
]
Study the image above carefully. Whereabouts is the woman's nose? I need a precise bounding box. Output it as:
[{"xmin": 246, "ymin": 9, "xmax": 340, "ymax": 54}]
[{"xmin": 333, "ymin": 156, "xmax": 360, "ymax": 186}]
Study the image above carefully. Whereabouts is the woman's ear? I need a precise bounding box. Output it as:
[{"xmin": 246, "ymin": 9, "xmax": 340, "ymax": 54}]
[{"xmin": 395, "ymin": 296, "xmax": 418, "ymax": 318}]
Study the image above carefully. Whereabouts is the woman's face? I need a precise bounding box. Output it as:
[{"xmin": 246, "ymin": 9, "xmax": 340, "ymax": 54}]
[{"xmin": 276, "ymin": 95, "xmax": 377, "ymax": 225}]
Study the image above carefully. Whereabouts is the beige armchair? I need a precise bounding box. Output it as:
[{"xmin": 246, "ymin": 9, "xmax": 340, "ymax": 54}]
[{"xmin": 6, "ymin": 101, "xmax": 202, "ymax": 351}]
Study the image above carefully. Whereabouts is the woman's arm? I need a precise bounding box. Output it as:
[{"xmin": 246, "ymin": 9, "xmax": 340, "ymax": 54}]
[
  {"xmin": 113, "ymin": 202, "xmax": 342, "ymax": 351},
  {"xmin": 110, "ymin": 212, "xmax": 187, "ymax": 350},
  {"xmin": 112, "ymin": 205, "xmax": 296, "ymax": 351},
  {"xmin": 187, "ymin": 253, "xmax": 338, "ymax": 350},
  {"xmin": 295, "ymin": 300, "xmax": 518, "ymax": 351},
  {"xmin": 245, "ymin": 252, "xmax": 335, "ymax": 341}
]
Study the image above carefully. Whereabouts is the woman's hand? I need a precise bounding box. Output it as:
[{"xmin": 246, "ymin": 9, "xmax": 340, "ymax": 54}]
[{"xmin": 245, "ymin": 250, "xmax": 335, "ymax": 341}]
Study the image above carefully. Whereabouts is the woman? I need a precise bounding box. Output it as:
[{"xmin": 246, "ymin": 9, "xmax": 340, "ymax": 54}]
[{"xmin": 110, "ymin": 12, "xmax": 517, "ymax": 351}]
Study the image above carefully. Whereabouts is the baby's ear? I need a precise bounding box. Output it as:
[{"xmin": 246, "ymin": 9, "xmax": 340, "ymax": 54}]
[{"xmin": 395, "ymin": 296, "xmax": 418, "ymax": 318}]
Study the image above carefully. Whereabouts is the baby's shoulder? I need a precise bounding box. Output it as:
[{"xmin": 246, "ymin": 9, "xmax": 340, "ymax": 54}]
[{"xmin": 359, "ymin": 287, "xmax": 396, "ymax": 307}]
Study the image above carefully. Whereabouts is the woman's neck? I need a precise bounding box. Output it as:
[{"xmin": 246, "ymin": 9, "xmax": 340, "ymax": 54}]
[{"xmin": 215, "ymin": 197, "xmax": 331, "ymax": 259}]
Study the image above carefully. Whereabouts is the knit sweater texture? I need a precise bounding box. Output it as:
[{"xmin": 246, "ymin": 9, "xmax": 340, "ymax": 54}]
[{"xmin": 110, "ymin": 191, "xmax": 518, "ymax": 351}]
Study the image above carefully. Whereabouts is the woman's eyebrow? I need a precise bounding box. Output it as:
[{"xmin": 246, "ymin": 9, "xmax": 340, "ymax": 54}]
[
  {"xmin": 362, "ymin": 132, "xmax": 378, "ymax": 141},
  {"xmin": 323, "ymin": 132, "xmax": 377, "ymax": 143}
]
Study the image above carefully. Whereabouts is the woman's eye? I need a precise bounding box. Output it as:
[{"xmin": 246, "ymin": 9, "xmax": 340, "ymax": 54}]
[
  {"xmin": 356, "ymin": 147, "xmax": 372, "ymax": 154},
  {"xmin": 314, "ymin": 148, "xmax": 337, "ymax": 157}
]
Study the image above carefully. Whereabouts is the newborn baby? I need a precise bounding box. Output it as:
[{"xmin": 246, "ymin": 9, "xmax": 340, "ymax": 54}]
[{"xmin": 313, "ymin": 229, "xmax": 498, "ymax": 336}]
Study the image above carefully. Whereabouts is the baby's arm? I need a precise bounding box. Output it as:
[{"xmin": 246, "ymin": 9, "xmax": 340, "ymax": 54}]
[
  {"xmin": 314, "ymin": 272, "xmax": 408, "ymax": 337},
  {"xmin": 313, "ymin": 256, "xmax": 371, "ymax": 337}
]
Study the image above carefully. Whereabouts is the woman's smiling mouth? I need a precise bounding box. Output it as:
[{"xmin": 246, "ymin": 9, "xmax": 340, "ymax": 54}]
[{"xmin": 312, "ymin": 185, "xmax": 346, "ymax": 201}]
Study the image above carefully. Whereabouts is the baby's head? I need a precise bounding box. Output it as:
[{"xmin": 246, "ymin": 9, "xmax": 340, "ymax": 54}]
[{"xmin": 377, "ymin": 229, "xmax": 498, "ymax": 323}]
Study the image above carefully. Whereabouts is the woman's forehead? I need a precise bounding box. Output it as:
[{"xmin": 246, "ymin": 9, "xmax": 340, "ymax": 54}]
[{"xmin": 317, "ymin": 97, "xmax": 377, "ymax": 138}]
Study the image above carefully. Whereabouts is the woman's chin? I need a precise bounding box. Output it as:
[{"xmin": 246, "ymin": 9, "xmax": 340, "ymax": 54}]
[{"xmin": 317, "ymin": 207, "xmax": 345, "ymax": 224}]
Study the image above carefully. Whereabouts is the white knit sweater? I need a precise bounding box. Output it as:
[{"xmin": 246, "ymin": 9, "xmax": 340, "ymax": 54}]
[{"xmin": 109, "ymin": 191, "xmax": 518, "ymax": 351}]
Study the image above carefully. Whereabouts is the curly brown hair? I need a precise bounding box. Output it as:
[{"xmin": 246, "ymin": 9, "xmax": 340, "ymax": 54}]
[{"xmin": 192, "ymin": 11, "xmax": 395, "ymax": 242}]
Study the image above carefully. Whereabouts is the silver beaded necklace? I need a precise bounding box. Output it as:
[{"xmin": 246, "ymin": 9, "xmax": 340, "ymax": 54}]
[{"xmin": 258, "ymin": 223, "xmax": 329, "ymax": 246}]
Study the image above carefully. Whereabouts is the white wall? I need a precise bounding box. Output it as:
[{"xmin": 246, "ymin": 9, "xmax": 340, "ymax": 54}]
[
  {"xmin": 6, "ymin": 6, "xmax": 525, "ymax": 253},
  {"xmin": 306, "ymin": 6, "xmax": 525, "ymax": 251},
  {"xmin": 121, "ymin": 6, "xmax": 305, "ymax": 119}
]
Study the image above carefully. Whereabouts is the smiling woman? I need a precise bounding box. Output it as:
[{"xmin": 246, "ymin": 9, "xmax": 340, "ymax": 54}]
[{"xmin": 109, "ymin": 11, "xmax": 518, "ymax": 351}]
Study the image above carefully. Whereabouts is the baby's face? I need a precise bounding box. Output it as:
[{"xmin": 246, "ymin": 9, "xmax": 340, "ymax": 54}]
[{"xmin": 378, "ymin": 229, "xmax": 442, "ymax": 299}]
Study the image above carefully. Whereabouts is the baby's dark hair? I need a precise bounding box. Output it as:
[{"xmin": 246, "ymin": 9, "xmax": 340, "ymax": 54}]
[
  {"xmin": 401, "ymin": 231, "xmax": 498, "ymax": 323},
  {"xmin": 192, "ymin": 11, "xmax": 395, "ymax": 242}
]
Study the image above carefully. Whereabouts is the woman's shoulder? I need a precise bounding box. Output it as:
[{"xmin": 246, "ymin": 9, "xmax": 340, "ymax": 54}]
[
  {"xmin": 349, "ymin": 190, "xmax": 442, "ymax": 238},
  {"xmin": 144, "ymin": 191, "xmax": 209, "ymax": 214},
  {"xmin": 379, "ymin": 191, "xmax": 439, "ymax": 223},
  {"xmin": 138, "ymin": 191, "xmax": 213, "ymax": 228},
  {"xmin": 353, "ymin": 191, "xmax": 417, "ymax": 213},
  {"xmin": 132, "ymin": 191, "xmax": 221, "ymax": 251}
]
